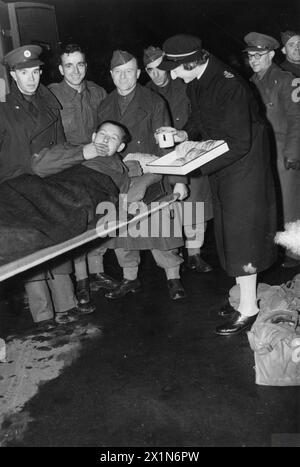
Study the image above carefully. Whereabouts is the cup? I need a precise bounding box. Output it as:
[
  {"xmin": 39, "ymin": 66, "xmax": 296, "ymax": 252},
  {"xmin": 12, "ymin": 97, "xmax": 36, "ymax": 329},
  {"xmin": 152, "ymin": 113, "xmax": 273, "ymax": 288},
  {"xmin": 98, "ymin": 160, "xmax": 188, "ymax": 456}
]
[{"xmin": 156, "ymin": 129, "xmax": 175, "ymax": 148}]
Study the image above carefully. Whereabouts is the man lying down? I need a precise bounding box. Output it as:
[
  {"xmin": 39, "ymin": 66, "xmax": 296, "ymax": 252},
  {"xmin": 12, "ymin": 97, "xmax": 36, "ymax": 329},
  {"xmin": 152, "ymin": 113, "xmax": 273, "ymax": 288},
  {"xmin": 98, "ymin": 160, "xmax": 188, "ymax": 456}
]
[{"xmin": 0, "ymin": 120, "xmax": 177, "ymax": 267}]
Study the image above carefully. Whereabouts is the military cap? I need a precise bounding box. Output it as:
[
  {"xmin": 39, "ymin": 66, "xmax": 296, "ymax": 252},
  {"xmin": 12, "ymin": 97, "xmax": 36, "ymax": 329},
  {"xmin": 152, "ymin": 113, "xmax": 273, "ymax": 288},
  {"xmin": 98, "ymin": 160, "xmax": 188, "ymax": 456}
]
[
  {"xmin": 281, "ymin": 30, "xmax": 300, "ymax": 46},
  {"xmin": 143, "ymin": 46, "xmax": 163, "ymax": 67},
  {"xmin": 244, "ymin": 32, "xmax": 279, "ymax": 52},
  {"xmin": 3, "ymin": 45, "xmax": 43, "ymax": 70},
  {"xmin": 159, "ymin": 34, "xmax": 203, "ymax": 70},
  {"xmin": 110, "ymin": 50, "xmax": 135, "ymax": 70}
]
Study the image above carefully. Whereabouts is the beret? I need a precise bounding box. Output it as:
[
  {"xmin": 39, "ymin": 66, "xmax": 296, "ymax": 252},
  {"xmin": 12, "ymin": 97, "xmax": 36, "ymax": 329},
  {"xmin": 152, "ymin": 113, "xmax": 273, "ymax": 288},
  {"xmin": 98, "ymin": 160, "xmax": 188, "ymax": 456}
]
[
  {"xmin": 143, "ymin": 46, "xmax": 163, "ymax": 66},
  {"xmin": 281, "ymin": 30, "xmax": 300, "ymax": 46}
]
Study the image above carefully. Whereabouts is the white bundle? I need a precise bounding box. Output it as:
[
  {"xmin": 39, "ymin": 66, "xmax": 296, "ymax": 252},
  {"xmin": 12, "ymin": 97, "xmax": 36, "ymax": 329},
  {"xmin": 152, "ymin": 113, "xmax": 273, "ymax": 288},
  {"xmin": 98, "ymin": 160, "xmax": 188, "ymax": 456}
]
[
  {"xmin": 123, "ymin": 153, "xmax": 159, "ymax": 173},
  {"xmin": 274, "ymin": 220, "xmax": 300, "ymax": 256}
]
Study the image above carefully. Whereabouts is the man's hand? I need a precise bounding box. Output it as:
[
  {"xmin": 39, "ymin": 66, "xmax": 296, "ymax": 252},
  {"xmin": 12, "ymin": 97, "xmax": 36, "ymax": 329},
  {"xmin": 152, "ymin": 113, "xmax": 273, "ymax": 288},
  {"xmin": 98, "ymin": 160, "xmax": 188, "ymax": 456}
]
[
  {"xmin": 124, "ymin": 160, "xmax": 143, "ymax": 177},
  {"xmin": 126, "ymin": 177, "xmax": 149, "ymax": 203},
  {"xmin": 94, "ymin": 143, "xmax": 110, "ymax": 158},
  {"xmin": 284, "ymin": 157, "xmax": 300, "ymax": 170},
  {"xmin": 83, "ymin": 143, "xmax": 100, "ymax": 160},
  {"xmin": 173, "ymin": 183, "xmax": 189, "ymax": 200},
  {"xmin": 154, "ymin": 127, "xmax": 188, "ymax": 144},
  {"xmin": 174, "ymin": 130, "xmax": 188, "ymax": 143}
]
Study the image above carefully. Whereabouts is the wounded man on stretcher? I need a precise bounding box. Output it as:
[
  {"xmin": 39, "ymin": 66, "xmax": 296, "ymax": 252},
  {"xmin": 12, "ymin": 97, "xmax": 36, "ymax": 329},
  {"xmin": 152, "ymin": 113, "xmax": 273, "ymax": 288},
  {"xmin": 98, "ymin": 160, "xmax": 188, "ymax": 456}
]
[{"xmin": 0, "ymin": 120, "xmax": 185, "ymax": 267}]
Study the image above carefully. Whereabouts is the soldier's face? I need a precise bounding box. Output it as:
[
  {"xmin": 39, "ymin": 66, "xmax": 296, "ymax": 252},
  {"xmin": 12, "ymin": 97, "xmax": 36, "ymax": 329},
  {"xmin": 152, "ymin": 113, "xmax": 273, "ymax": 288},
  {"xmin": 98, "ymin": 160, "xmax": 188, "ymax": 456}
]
[
  {"xmin": 170, "ymin": 64, "xmax": 197, "ymax": 83},
  {"xmin": 146, "ymin": 59, "xmax": 169, "ymax": 87},
  {"xmin": 10, "ymin": 66, "xmax": 41, "ymax": 95},
  {"xmin": 283, "ymin": 36, "xmax": 300, "ymax": 64},
  {"xmin": 59, "ymin": 51, "xmax": 87, "ymax": 88},
  {"xmin": 110, "ymin": 59, "xmax": 140, "ymax": 95},
  {"xmin": 247, "ymin": 51, "xmax": 274, "ymax": 74},
  {"xmin": 93, "ymin": 122, "xmax": 125, "ymax": 156}
]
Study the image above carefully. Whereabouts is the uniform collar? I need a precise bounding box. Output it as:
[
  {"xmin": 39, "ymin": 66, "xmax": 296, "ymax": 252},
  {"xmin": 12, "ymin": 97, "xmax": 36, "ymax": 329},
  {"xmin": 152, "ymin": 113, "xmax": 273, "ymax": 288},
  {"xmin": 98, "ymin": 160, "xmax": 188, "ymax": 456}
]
[
  {"xmin": 196, "ymin": 59, "xmax": 209, "ymax": 80},
  {"xmin": 60, "ymin": 79, "xmax": 87, "ymax": 99},
  {"xmin": 194, "ymin": 56, "xmax": 220, "ymax": 88},
  {"xmin": 253, "ymin": 62, "xmax": 276, "ymax": 82}
]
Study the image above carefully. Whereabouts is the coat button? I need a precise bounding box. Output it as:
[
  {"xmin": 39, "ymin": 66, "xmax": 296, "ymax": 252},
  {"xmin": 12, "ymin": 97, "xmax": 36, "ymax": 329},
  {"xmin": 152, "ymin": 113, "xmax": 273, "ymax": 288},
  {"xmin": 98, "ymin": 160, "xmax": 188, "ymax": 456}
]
[{"xmin": 137, "ymin": 140, "xmax": 141, "ymax": 144}]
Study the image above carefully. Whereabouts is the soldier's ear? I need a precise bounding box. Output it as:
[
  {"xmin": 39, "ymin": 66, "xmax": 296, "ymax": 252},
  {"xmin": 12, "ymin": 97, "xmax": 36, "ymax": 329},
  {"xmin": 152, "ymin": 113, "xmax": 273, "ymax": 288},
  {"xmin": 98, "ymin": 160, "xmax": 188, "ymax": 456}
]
[
  {"xmin": 137, "ymin": 69, "xmax": 141, "ymax": 79},
  {"xmin": 117, "ymin": 142, "xmax": 125, "ymax": 153},
  {"xmin": 10, "ymin": 71, "xmax": 17, "ymax": 82},
  {"xmin": 281, "ymin": 46, "xmax": 286, "ymax": 55},
  {"xmin": 270, "ymin": 50, "xmax": 275, "ymax": 60},
  {"xmin": 59, "ymin": 64, "xmax": 64, "ymax": 77}
]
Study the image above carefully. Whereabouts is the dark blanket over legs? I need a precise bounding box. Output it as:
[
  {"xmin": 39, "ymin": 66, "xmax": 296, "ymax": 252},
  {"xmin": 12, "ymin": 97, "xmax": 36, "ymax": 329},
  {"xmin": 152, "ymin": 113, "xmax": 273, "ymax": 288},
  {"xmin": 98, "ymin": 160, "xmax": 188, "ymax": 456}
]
[{"xmin": 0, "ymin": 166, "xmax": 119, "ymax": 266}]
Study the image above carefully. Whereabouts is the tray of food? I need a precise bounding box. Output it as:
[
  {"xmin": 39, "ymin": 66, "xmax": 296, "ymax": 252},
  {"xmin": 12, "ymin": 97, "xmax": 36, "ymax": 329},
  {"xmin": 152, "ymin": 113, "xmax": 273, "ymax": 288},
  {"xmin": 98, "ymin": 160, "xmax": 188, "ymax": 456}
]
[{"xmin": 146, "ymin": 140, "xmax": 229, "ymax": 175}]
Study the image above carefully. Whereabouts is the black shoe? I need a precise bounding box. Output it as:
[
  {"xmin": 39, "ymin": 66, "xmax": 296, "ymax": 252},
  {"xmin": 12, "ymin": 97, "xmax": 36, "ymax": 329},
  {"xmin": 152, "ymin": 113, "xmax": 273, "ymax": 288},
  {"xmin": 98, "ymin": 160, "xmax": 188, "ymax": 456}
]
[
  {"xmin": 215, "ymin": 311, "xmax": 257, "ymax": 336},
  {"xmin": 186, "ymin": 254, "xmax": 213, "ymax": 273},
  {"xmin": 218, "ymin": 300, "xmax": 237, "ymax": 317},
  {"xmin": 76, "ymin": 278, "xmax": 91, "ymax": 304},
  {"xmin": 167, "ymin": 278, "xmax": 186, "ymax": 300},
  {"xmin": 281, "ymin": 256, "xmax": 300, "ymax": 268},
  {"xmin": 89, "ymin": 273, "xmax": 120, "ymax": 292},
  {"xmin": 34, "ymin": 318, "xmax": 57, "ymax": 332},
  {"xmin": 55, "ymin": 308, "xmax": 79, "ymax": 325},
  {"xmin": 105, "ymin": 278, "xmax": 141, "ymax": 299},
  {"xmin": 77, "ymin": 301, "xmax": 96, "ymax": 315}
]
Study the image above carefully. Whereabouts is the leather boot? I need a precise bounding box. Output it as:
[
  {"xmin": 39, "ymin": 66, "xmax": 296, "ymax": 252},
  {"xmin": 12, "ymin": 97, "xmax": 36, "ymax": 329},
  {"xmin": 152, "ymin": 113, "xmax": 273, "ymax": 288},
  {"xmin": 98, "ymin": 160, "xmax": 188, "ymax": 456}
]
[
  {"xmin": 167, "ymin": 279, "xmax": 186, "ymax": 300},
  {"xmin": 186, "ymin": 253, "xmax": 213, "ymax": 273},
  {"xmin": 90, "ymin": 273, "xmax": 120, "ymax": 292},
  {"xmin": 105, "ymin": 278, "xmax": 141, "ymax": 299}
]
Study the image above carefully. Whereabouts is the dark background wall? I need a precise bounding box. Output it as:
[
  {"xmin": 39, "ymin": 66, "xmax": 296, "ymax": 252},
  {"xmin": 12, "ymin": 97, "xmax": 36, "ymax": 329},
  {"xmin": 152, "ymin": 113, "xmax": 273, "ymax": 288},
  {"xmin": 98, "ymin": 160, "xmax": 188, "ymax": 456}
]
[{"xmin": 3, "ymin": 0, "xmax": 300, "ymax": 89}]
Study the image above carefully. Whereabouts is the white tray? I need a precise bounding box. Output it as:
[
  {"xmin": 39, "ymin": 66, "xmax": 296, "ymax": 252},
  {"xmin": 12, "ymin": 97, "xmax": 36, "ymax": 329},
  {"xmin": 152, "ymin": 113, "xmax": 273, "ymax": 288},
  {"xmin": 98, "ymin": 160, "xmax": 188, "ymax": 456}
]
[{"xmin": 146, "ymin": 140, "xmax": 229, "ymax": 175}]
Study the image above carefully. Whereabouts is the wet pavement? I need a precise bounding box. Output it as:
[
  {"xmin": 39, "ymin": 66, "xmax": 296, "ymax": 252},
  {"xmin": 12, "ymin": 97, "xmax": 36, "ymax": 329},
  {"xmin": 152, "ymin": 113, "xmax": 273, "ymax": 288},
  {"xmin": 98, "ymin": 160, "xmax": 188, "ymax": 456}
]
[{"xmin": 0, "ymin": 222, "xmax": 299, "ymax": 447}]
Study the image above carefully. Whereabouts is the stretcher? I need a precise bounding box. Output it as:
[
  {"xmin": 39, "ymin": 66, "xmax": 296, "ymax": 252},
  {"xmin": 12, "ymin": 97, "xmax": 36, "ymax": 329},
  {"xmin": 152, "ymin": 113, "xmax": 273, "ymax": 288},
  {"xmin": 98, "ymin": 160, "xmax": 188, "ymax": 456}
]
[{"xmin": 0, "ymin": 194, "xmax": 178, "ymax": 282}]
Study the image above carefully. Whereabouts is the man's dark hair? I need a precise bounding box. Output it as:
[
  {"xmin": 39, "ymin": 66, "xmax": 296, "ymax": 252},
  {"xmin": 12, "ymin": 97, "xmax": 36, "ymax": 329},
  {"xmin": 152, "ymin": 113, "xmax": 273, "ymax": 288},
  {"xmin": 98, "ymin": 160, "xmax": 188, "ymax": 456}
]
[
  {"xmin": 182, "ymin": 50, "xmax": 210, "ymax": 70},
  {"xmin": 58, "ymin": 43, "xmax": 86, "ymax": 64},
  {"xmin": 96, "ymin": 120, "xmax": 131, "ymax": 146}
]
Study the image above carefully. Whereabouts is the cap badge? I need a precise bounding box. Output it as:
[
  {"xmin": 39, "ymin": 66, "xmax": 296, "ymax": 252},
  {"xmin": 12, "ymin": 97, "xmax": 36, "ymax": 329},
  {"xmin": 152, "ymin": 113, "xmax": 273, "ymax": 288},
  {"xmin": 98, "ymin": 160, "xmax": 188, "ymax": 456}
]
[
  {"xmin": 224, "ymin": 71, "xmax": 234, "ymax": 78},
  {"xmin": 24, "ymin": 50, "xmax": 31, "ymax": 58}
]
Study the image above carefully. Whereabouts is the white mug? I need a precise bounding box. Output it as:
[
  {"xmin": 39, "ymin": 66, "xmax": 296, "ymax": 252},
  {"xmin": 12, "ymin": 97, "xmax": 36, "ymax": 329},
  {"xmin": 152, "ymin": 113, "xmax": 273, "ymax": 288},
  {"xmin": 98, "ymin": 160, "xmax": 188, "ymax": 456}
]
[{"xmin": 156, "ymin": 129, "xmax": 175, "ymax": 148}]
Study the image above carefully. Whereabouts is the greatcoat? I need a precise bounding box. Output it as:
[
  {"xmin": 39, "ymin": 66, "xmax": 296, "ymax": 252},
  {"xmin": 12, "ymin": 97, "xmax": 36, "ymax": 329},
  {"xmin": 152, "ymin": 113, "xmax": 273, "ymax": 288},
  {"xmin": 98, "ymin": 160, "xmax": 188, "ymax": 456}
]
[
  {"xmin": 251, "ymin": 63, "xmax": 300, "ymax": 225},
  {"xmin": 184, "ymin": 56, "xmax": 277, "ymax": 276}
]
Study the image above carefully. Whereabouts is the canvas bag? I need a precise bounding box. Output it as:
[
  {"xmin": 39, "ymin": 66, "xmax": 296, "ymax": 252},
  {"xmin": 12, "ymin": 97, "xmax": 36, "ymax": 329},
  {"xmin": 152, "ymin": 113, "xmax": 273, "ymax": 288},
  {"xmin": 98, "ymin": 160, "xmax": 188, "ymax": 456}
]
[{"xmin": 247, "ymin": 309, "xmax": 300, "ymax": 386}]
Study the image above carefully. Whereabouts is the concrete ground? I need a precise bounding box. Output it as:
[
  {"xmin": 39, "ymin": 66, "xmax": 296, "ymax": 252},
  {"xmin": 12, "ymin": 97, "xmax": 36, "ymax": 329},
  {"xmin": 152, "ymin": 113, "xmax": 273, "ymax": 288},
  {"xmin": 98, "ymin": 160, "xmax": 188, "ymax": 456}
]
[{"xmin": 0, "ymin": 222, "xmax": 299, "ymax": 447}]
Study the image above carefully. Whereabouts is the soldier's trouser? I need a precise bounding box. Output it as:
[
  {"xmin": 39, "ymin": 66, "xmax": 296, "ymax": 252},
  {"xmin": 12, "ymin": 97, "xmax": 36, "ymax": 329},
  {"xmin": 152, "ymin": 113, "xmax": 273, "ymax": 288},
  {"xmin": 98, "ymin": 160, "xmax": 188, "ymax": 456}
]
[
  {"xmin": 115, "ymin": 248, "xmax": 183, "ymax": 280},
  {"xmin": 25, "ymin": 267, "xmax": 77, "ymax": 323},
  {"xmin": 87, "ymin": 245, "xmax": 108, "ymax": 274},
  {"xmin": 74, "ymin": 254, "xmax": 89, "ymax": 281}
]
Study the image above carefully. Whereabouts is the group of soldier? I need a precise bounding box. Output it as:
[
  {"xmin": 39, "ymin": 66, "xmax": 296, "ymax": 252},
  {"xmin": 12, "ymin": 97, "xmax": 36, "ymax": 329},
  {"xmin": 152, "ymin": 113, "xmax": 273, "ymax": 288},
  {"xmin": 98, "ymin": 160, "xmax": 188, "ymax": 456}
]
[{"xmin": 0, "ymin": 26, "xmax": 299, "ymax": 336}]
